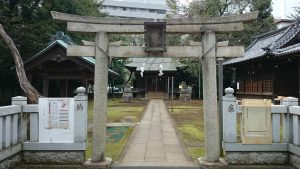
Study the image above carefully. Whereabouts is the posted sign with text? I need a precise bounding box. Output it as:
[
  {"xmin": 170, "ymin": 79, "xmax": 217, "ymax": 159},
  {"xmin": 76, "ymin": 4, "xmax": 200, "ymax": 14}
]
[{"xmin": 39, "ymin": 98, "xmax": 75, "ymax": 143}]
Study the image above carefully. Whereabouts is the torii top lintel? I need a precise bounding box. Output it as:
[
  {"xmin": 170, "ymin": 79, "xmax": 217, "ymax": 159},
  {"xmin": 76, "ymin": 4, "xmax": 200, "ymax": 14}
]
[{"xmin": 51, "ymin": 11, "xmax": 258, "ymax": 34}]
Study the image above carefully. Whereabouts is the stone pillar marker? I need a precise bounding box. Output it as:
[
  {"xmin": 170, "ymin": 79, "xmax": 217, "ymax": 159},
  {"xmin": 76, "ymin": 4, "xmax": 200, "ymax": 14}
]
[
  {"xmin": 12, "ymin": 96, "xmax": 28, "ymax": 142},
  {"xmin": 222, "ymin": 88, "xmax": 237, "ymax": 143},
  {"xmin": 202, "ymin": 31, "xmax": 220, "ymax": 162},
  {"xmin": 74, "ymin": 87, "xmax": 88, "ymax": 143},
  {"xmin": 92, "ymin": 32, "xmax": 109, "ymax": 162}
]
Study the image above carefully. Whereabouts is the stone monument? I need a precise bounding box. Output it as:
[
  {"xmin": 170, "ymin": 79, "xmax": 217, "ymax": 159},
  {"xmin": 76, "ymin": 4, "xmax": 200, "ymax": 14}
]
[
  {"xmin": 179, "ymin": 81, "xmax": 191, "ymax": 101},
  {"xmin": 122, "ymin": 86, "xmax": 133, "ymax": 102}
]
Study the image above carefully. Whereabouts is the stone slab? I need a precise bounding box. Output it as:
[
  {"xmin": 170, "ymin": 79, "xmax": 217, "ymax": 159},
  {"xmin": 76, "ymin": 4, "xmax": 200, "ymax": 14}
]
[
  {"xmin": 290, "ymin": 153, "xmax": 300, "ymax": 169},
  {"xmin": 225, "ymin": 152, "xmax": 288, "ymax": 165},
  {"xmin": 198, "ymin": 157, "xmax": 228, "ymax": 169},
  {"xmin": 223, "ymin": 142, "xmax": 288, "ymax": 151},
  {"xmin": 22, "ymin": 142, "xmax": 86, "ymax": 151},
  {"xmin": 16, "ymin": 165, "xmax": 83, "ymax": 169},
  {"xmin": 84, "ymin": 157, "xmax": 112, "ymax": 169},
  {"xmin": 23, "ymin": 151, "xmax": 84, "ymax": 165},
  {"xmin": 0, "ymin": 153, "xmax": 22, "ymax": 169},
  {"xmin": 118, "ymin": 99, "xmax": 195, "ymax": 167}
]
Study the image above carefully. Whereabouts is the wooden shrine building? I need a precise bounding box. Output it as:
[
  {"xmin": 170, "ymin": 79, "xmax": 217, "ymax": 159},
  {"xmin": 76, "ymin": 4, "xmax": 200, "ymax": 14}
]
[
  {"xmin": 125, "ymin": 58, "xmax": 182, "ymax": 98},
  {"xmin": 224, "ymin": 21, "xmax": 300, "ymax": 99},
  {"xmin": 24, "ymin": 32, "xmax": 119, "ymax": 97}
]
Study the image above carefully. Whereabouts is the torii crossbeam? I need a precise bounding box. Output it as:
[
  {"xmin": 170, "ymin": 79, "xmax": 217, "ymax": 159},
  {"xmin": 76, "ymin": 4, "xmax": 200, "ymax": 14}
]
[{"xmin": 51, "ymin": 11, "xmax": 257, "ymax": 165}]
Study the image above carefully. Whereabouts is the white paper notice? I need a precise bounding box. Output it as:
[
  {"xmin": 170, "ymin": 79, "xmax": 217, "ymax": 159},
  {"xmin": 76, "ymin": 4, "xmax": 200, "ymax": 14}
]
[{"xmin": 48, "ymin": 99, "xmax": 70, "ymax": 129}]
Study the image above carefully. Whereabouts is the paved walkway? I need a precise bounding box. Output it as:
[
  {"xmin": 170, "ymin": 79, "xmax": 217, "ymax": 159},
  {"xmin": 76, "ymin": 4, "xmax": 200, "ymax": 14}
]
[{"xmin": 117, "ymin": 99, "xmax": 196, "ymax": 167}]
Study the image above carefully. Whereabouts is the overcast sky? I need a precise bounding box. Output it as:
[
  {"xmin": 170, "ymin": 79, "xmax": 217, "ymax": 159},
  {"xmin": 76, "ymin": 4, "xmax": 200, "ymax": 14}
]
[
  {"xmin": 177, "ymin": 0, "xmax": 300, "ymax": 19},
  {"xmin": 116, "ymin": 0, "xmax": 300, "ymax": 19}
]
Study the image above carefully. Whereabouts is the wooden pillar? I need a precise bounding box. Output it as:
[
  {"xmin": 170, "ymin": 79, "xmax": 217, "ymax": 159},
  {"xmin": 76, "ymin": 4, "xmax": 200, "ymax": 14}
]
[
  {"xmin": 202, "ymin": 31, "xmax": 220, "ymax": 162},
  {"xmin": 145, "ymin": 77, "xmax": 147, "ymax": 92},
  {"xmin": 92, "ymin": 32, "xmax": 109, "ymax": 162},
  {"xmin": 42, "ymin": 77, "xmax": 49, "ymax": 97},
  {"xmin": 65, "ymin": 80, "xmax": 68, "ymax": 97}
]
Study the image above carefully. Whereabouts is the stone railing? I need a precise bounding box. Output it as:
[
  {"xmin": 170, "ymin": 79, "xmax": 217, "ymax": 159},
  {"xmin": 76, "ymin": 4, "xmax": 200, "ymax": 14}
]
[
  {"xmin": 0, "ymin": 87, "xmax": 88, "ymax": 168},
  {"xmin": 222, "ymin": 87, "xmax": 300, "ymax": 168}
]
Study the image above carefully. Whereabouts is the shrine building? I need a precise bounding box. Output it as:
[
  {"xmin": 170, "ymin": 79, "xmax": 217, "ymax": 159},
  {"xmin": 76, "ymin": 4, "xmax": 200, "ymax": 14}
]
[
  {"xmin": 224, "ymin": 21, "xmax": 300, "ymax": 99},
  {"xmin": 125, "ymin": 58, "xmax": 182, "ymax": 98},
  {"xmin": 24, "ymin": 32, "xmax": 119, "ymax": 97}
]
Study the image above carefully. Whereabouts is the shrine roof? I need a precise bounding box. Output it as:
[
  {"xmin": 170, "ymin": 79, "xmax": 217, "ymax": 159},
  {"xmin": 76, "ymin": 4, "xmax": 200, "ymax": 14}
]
[
  {"xmin": 224, "ymin": 21, "xmax": 300, "ymax": 65},
  {"xmin": 25, "ymin": 33, "xmax": 119, "ymax": 76},
  {"xmin": 125, "ymin": 58, "xmax": 183, "ymax": 71}
]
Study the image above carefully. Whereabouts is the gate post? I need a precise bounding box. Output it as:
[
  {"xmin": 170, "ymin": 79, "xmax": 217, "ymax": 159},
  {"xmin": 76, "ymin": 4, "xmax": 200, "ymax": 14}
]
[
  {"xmin": 74, "ymin": 87, "xmax": 88, "ymax": 143},
  {"xmin": 12, "ymin": 96, "xmax": 28, "ymax": 142},
  {"xmin": 201, "ymin": 30, "xmax": 220, "ymax": 162},
  {"xmin": 92, "ymin": 32, "xmax": 109, "ymax": 162},
  {"xmin": 222, "ymin": 88, "xmax": 237, "ymax": 143}
]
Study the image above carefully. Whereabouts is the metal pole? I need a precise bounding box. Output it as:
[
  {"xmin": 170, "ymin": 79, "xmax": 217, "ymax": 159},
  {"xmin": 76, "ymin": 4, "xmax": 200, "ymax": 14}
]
[
  {"xmin": 199, "ymin": 60, "xmax": 202, "ymax": 99},
  {"xmin": 218, "ymin": 58, "xmax": 224, "ymax": 156},
  {"xmin": 112, "ymin": 78, "xmax": 115, "ymax": 100},
  {"xmin": 167, "ymin": 77, "xmax": 170, "ymax": 99},
  {"xmin": 171, "ymin": 76, "xmax": 174, "ymax": 112}
]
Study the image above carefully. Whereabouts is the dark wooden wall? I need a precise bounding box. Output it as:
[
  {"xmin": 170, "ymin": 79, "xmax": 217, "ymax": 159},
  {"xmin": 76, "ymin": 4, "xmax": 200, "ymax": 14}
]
[{"xmin": 235, "ymin": 58, "xmax": 299, "ymax": 99}]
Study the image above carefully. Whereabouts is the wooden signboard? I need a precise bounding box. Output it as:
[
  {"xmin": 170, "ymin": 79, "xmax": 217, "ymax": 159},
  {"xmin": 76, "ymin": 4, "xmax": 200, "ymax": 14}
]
[{"xmin": 241, "ymin": 99, "xmax": 272, "ymax": 144}]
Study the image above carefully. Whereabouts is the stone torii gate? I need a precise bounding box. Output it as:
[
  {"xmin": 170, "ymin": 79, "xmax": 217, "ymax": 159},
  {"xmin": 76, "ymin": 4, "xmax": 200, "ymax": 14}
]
[{"xmin": 51, "ymin": 11, "xmax": 257, "ymax": 166}]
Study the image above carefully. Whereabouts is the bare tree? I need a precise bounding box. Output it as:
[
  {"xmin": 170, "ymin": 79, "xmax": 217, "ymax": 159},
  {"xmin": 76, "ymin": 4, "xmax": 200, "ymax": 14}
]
[{"xmin": 0, "ymin": 24, "xmax": 41, "ymax": 103}]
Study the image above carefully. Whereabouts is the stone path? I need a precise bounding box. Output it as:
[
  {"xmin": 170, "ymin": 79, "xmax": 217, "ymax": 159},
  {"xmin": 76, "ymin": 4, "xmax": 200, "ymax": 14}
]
[{"xmin": 116, "ymin": 99, "xmax": 196, "ymax": 167}]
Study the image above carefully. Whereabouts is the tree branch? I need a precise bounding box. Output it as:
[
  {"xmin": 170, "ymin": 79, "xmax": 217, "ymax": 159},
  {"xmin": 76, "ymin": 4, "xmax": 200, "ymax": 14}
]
[{"xmin": 0, "ymin": 24, "xmax": 41, "ymax": 103}]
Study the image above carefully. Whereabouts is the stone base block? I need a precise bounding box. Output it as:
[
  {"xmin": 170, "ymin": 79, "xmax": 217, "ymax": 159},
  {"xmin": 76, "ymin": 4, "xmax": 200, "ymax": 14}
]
[
  {"xmin": 15, "ymin": 164, "xmax": 83, "ymax": 169},
  {"xmin": 179, "ymin": 94, "xmax": 191, "ymax": 101},
  {"xmin": 198, "ymin": 157, "xmax": 228, "ymax": 169},
  {"xmin": 226, "ymin": 152, "xmax": 288, "ymax": 165},
  {"xmin": 0, "ymin": 153, "xmax": 22, "ymax": 169},
  {"xmin": 225, "ymin": 165, "xmax": 293, "ymax": 169},
  {"xmin": 290, "ymin": 153, "xmax": 300, "ymax": 169},
  {"xmin": 23, "ymin": 151, "xmax": 84, "ymax": 165},
  {"xmin": 84, "ymin": 157, "xmax": 112, "ymax": 169}
]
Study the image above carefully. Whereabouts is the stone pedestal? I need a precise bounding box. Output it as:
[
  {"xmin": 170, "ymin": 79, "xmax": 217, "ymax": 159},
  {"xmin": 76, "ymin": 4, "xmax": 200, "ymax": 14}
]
[
  {"xmin": 198, "ymin": 157, "xmax": 227, "ymax": 169},
  {"xmin": 84, "ymin": 157, "xmax": 112, "ymax": 169},
  {"xmin": 179, "ymin": 88, "xmax": 191, "ymax": 101},
  {"xmin": 122, "ymin": 87, "xmax": 133, "ymax": 102}
]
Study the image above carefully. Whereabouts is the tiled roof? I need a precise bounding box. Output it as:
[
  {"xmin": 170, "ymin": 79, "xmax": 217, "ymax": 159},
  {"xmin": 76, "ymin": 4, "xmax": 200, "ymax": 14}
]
[
  {"xmin": 224, "ymin": 21, "xmax": 300, "ymax": 65},
  {"xmin": 274, "ymin": 43, "xmax": 300, "ymax": 56},
  {"xmin": 125, "ymin": 58, "xmax": 183, "ymax": 71},
  {"xmin": 25, "ymin": 37, "xmax": 119, "ymax": 76}
]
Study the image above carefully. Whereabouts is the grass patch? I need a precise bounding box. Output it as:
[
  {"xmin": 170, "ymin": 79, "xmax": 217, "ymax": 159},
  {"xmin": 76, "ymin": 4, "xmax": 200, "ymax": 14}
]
[
  {"xmin": 107, "ymin": 107, "xmax": 144, "ymax": 123},
  {"xmin": 85, "ymin": 127, "xmax": 133, "ymax": 160},
  {"xmin": 86, "ymin": 98, "xmax": 147, "ymax": 161},
  {"xmin": 187, "ymin": 147, "xmax": 205, "ymax": 160},
  {"xmin": 166, "ymin": 100, "xmax": 205, "ymax": 161},
  {"xmin": 88, "ymin": 99, "xmax": 146, "ymax": 123},
  {"xmin": 178, "ymin": 123, "xmax": 204, "ymax": 142}
]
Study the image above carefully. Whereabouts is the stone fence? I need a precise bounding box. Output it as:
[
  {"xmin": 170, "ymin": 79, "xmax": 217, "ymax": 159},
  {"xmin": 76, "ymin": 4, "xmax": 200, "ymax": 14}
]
[
  {"xmin": 223, "ymin": 87, "xmax": 300, "ymax": 168},
  {"xmin": 0, "ymin": 87, "xmax": 88, "ymax": 169}
]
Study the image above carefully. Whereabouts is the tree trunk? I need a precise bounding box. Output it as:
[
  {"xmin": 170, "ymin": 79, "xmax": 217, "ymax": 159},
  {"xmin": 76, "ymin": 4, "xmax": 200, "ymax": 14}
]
[{"xmin": 0, "ymin": 24, "xmax": 41, "ymax": 103}]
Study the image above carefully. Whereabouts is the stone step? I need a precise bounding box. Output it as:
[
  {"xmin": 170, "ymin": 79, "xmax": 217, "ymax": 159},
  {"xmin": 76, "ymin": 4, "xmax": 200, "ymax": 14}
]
[
  {"xmin": 15, "ymin": 165, "xmax": 83, "ymax": 169},
  {"xmin": 112, "ymin": 167, "xmax": 199, "ymax": 169},
  {"xmin": 225, "ymin": 165, "xmax": 295, "ymax": 169},
  {"xmin": 113, "ymin": 165, "xmax": 295, "ymax": 169}
]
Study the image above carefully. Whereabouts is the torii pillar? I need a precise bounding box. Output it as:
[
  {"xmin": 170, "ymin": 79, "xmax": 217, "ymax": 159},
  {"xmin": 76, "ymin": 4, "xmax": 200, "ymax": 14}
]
[
  {"xmin": 93, "ymin": 32, "xmax": 109, "ymax": 162},
  {"xmin": 202, "ymin": 31, "xmax": 220, "ymax": 161}
]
